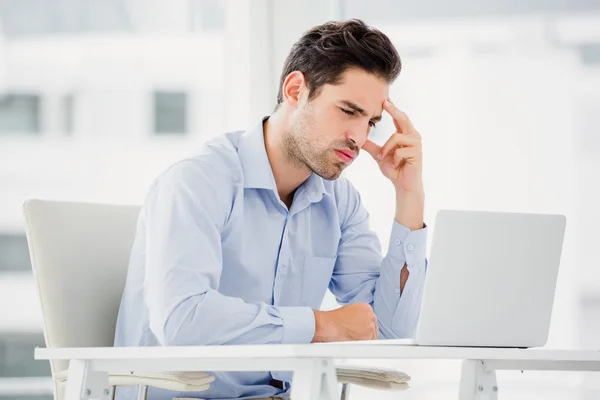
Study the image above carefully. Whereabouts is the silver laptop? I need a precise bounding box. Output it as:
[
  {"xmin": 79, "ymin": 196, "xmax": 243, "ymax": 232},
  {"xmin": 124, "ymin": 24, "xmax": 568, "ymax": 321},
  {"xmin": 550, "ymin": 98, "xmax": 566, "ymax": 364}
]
[
  {"xmin": 413, "ymin": 209, "xmax": 567, "ymax": 348},
  {"xmin": 336, "ymin": 209, "xmax": 566, "ymax": 348}
]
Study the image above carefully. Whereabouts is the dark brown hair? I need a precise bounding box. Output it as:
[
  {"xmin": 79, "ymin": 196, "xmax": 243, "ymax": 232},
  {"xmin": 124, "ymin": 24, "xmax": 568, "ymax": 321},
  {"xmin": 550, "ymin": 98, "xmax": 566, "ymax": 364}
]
[{"xmin": 276, "ymin": 19, "xmax": 401, "ymax": 107}]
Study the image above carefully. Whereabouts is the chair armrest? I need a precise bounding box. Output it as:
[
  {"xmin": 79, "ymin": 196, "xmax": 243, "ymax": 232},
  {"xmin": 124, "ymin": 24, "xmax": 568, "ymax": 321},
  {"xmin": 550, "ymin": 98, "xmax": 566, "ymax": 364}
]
[
  {"xmin": 55, "ymin": 370, "xmax": 214, "ymax": 392},
  {"xmin": 336, "ymin": 366, "xmax": 410, "ymax": 391}
]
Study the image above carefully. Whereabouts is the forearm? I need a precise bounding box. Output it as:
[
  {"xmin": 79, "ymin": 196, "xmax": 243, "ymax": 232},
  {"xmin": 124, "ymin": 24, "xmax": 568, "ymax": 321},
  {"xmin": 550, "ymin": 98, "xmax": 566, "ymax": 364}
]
[
  {"xmin": 395, "ymin": 186, "xmax": 424, "ymax": 231},
  {"xmin": 400, "ymin": 264, "xmax": 409, "ymax": 292},
  {"xmin": 373, "ymin": 221, "xmax": 428, "ymax": 338},
  {"xmin": 151, "ymin": 288, "xmax": 315, "ymax": 346},
  {"xmin": 395, "ymin": 186, "xmax": 424, "ymax": 292}
]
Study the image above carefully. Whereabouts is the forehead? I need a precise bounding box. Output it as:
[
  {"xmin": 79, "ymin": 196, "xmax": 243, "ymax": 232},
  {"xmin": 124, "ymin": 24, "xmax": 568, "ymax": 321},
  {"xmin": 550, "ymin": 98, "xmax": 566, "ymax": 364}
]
[{"xmin": 322, "ymin": 68, "xmax": 389, "ymax": 111}]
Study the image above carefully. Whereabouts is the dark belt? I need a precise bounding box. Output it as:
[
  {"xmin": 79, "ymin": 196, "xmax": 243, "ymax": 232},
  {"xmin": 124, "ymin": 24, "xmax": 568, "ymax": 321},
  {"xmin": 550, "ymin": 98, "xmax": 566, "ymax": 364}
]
[{"xmin": 269, "ymin": 379, "xmax": 285, "ymax": 390}]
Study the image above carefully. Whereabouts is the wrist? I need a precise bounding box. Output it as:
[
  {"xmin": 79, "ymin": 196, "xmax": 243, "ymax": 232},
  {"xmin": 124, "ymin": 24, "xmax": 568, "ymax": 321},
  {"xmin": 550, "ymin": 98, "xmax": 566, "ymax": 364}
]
[
  {"xmin": 395, "ymin": 188, "xmax": 424, "ymax": 230},
  {"xmin": 312, "ymin": 310, "xmax": 327, "ymax": 342},
  {"xmin": 395, "ymin": 184, "xmax": 424, "ymax": 199}
]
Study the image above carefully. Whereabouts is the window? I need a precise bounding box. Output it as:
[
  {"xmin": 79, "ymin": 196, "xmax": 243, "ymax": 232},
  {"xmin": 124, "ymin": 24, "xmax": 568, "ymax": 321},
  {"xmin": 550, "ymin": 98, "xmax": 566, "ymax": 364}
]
[
  {"xmin": 574, "ymin": 90, "xmax": 600, "ymax": 160},
  {"xmin": 0, "ymin": 334, "xmax": 50, "ymax": 378},
  {"xmin": 153, "ymin": 91, "xmax": 188, "ymax": 135},
  {"xmin": 340, "ymin": 0, "xmax": 600, "ymax": 21},
  {"xmin": 0, "ymin": 396, "xmax": 52, "ymax": 400},
  {"xmin": 190, "ymin": 0, "xmax": 226, "ymax": 32},
  {"xmin": 0, "ymin": 0, "xmax": 131, "ymax": 37},
  {"xmin": 0, "ymin": 94, "xmax": 41, "ymax": 134},
  {"xmin": 0, "ymin": 234, "xmax": 31, "ymax": 272},
  {"xmin": 61, "ymin": 94, "xmax": 75, "ymax": 135},
  {"xmin": 579, "ymin": 43, "xmax": 600, "ymax": 67},
  {"xmin": 0, "ymin": 333, "xmax": 52, "ymax": 400}
]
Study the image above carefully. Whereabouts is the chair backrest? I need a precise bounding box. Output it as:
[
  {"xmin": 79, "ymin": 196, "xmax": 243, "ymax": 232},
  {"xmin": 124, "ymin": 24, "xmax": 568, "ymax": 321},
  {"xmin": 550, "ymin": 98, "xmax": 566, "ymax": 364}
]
[{"xmin": 22, "ymin": 199, "xmax": 141, "ymax": 377}]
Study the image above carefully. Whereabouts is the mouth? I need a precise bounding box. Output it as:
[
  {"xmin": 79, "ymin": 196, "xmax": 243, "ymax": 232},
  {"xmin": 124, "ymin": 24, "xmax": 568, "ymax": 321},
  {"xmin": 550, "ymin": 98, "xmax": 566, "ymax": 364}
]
[{"xmin": 334, "ymin": 149, "xmax": 356, "ymax": 163}]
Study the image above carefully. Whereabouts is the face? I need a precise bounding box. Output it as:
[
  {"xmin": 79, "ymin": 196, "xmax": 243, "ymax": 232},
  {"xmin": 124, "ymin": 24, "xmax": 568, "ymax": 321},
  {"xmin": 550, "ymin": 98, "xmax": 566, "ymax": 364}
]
[{"xmin": 283, "ymin": 68, "xmax": 389, "ymax": 180}]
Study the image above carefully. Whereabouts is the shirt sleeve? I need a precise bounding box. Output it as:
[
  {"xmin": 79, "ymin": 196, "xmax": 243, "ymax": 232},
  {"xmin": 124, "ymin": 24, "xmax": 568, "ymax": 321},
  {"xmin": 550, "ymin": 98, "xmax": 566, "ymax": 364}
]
[
  {"xmin": 143, "ymin": 160, "xmax": 315, "ymax": 346},
  {"xmin": 329, "ymin": 181, "xmax": 428, "ymax": 338}
]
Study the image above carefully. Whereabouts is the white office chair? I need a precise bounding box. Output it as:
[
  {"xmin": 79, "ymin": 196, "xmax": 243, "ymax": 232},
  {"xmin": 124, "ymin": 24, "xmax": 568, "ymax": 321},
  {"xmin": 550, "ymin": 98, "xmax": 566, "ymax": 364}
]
[
  {"xmin": 22, "ymin": 199, "xmax": 410, "ymax": 400},
  {"xmin": 22, "ymin": 199, "xmax": 215, "ymax": 400}
]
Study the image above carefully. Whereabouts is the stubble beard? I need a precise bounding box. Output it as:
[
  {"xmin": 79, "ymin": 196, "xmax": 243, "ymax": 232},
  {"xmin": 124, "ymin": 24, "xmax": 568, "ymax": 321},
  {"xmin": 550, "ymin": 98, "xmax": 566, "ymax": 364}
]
[{"xmin": 282, "ymin": 120, "xmax": 344, "ymax": 181}]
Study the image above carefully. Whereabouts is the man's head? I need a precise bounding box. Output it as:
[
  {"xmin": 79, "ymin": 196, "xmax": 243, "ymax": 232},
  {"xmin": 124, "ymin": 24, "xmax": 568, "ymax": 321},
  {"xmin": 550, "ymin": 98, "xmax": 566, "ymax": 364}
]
[{"xmin": 275, "ymin": 19, "xmax": 401, "ymax": 180}]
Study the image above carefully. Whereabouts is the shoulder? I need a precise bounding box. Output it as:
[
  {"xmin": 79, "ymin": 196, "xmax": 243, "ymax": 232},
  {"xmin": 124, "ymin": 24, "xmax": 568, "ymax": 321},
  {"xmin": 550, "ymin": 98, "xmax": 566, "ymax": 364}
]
[
  {"xmin": 145, "ymin": 131, "xmax": 245, "ymax": 218},
  {"xmin": 153, "ymin": 131, "xmax": 244, "ymax": 189}
]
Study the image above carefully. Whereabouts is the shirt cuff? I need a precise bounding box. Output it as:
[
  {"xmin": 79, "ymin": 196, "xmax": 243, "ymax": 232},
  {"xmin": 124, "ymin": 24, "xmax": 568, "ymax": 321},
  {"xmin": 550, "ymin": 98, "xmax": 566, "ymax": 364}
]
[
  {"xmin": 387, "ymin": 220, "xmax": 428, "ymax": 268},
  {"xmin": 278, "ymin": 306, "xmax": 315, "ymax": 344}
]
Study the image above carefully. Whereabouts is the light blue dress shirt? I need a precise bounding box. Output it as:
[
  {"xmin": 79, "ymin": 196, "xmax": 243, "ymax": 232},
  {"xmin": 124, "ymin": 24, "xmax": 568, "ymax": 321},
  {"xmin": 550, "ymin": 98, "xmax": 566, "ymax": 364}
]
[{"xmin": 114, "ymin": 118, "xmax": 428, "ymax": 400}]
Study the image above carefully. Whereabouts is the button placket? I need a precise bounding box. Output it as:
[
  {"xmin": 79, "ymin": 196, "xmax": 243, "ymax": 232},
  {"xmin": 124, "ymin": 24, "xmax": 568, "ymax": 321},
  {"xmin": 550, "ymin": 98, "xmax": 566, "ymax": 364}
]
[{"xmin": 273, "ymin": 218, "xmax": 290, "ymax": 304}]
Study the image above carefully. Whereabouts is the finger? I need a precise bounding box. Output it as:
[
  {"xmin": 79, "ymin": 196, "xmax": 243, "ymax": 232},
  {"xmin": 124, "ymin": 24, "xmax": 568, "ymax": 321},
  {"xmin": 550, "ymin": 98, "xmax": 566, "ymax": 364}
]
[
  {"xmin": 393, "ymin": 147, "xmax": 418, "ymax": 167},
  {"xmin": 361, "ymin": 138, "xmax": 382, "ymax": 160},
  {"xmin": 383, "ymin": 99, "xmax": 417, "ymax": 135},
  {"xmin": 379, "ymin": 133, "xmax": 419, "ymax": 161}
]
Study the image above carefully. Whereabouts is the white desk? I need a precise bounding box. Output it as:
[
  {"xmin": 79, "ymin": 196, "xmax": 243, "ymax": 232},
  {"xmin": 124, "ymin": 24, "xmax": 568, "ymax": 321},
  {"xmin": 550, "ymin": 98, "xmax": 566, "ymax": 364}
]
[{"xmin": 35, "ymin": 344, "xmax": 600, "ymax": 400}]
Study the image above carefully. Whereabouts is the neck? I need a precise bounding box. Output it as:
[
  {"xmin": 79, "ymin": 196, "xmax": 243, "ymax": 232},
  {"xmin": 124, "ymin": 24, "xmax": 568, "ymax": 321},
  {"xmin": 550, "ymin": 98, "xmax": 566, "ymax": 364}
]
[{"xmin": 263, "ymin": 112, "xmax": 312, "ymax": 205}]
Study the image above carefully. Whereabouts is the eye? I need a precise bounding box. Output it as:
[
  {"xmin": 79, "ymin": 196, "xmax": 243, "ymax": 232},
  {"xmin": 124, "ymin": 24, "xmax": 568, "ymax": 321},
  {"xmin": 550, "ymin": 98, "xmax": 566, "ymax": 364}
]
[{"xmin": 342, "ymin": 108, "xmax": 376, "ymax": 129}]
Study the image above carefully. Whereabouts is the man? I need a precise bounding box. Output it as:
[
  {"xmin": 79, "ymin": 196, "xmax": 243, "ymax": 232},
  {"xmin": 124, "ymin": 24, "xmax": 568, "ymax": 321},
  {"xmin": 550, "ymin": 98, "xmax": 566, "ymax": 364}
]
[{"xmin": 115, "ymin": 19, "xmax": 427, "ymax": 400}]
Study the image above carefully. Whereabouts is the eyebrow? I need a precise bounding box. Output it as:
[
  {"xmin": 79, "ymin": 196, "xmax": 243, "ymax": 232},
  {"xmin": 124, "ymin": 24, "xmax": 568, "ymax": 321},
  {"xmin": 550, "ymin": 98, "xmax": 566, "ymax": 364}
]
[{"xmin": 339, "ymin": 100, "xmax": 382, "ymax": 122}]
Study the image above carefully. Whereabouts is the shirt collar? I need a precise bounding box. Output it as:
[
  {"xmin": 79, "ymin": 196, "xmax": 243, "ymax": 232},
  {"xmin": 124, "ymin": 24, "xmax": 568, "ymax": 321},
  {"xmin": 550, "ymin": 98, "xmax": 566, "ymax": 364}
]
[
  {"xmin": 238, "ymin": 117, "xmax": 278, "ymax": 191},
  {"xmin": 301, "ymin": 171, "xmax": 326, "ymax": 203},
  {"xmin": 238, "ymin": 117, "xmax": 326, "ymax": 202}
]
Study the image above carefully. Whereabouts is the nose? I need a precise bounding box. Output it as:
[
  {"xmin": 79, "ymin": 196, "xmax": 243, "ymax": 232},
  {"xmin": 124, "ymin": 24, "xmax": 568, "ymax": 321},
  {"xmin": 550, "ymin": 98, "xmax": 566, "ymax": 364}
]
[{"xmin": 346, "ymin": 122, "xmax": 370, "ymax": 148}]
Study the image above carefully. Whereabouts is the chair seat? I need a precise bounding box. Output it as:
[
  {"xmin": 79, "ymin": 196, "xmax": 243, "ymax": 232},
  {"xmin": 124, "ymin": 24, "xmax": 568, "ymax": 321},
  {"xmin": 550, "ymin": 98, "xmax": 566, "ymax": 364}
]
[
  {"xmin": 55, "ymin": 366, "xmax": 409, "ymax": 391},
  {"xmin": 336, "ymin": 366, "xmax": 410, "ymax": 390},
  {"xmin": 55, "ymin": 366, "xmax": 409, "ymax": 393},
  {"xmin": 55, "ymin": 370, "xmax": 214, "ymax": 392}
]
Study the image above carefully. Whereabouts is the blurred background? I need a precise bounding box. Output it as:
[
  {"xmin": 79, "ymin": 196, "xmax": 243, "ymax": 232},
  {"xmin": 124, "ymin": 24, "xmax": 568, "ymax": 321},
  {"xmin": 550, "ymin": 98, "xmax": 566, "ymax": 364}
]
[{"xmin": 0, "ymin": 0, "xmax": 598, "ymax": 399}]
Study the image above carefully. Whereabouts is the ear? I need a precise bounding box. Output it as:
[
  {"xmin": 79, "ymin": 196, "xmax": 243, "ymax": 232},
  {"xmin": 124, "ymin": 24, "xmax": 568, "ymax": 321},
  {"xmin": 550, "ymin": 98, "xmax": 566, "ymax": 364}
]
[{"xmin": 281, "ymin": 71, "xmax": 307, "ymax": 108}]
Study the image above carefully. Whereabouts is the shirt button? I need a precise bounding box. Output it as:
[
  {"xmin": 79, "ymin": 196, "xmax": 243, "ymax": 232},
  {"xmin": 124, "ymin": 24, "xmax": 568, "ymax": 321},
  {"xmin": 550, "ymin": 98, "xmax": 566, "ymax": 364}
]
[
  {"xmin": 395, "ymin": 288, "xmax": 401, "ymax": 294},
  {"xmin": 394, "ymin": 239, "xmax": 401, "ymax": 246},
  {"xmin": 407, "ymin": 244, "xmax": 414, "ymax": 251}
]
